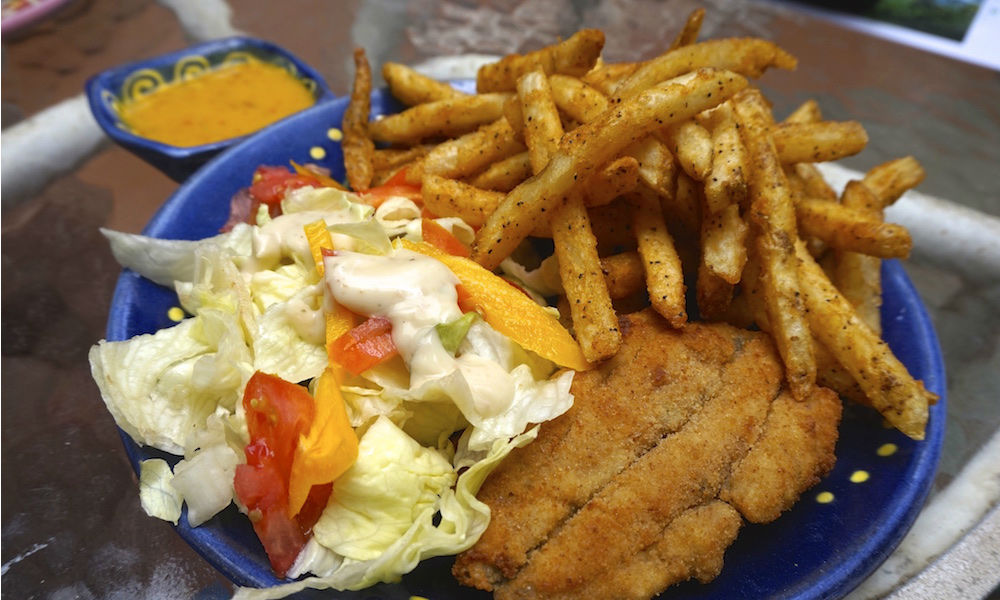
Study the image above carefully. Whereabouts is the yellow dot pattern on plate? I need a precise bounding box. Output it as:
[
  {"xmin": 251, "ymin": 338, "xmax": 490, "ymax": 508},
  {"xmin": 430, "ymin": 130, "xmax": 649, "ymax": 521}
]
[
  {"xmin": 310, "ymin": 146, "xmax": 326, "ymax": 160},
  {"xmin": 850, "ymin": 470, "xmax": 870, "ymax": 483},
  {"xmin": 877, "ymin": 443, "xmax": 898, "ymax": 457},
  {"xmin": 409, "ymin": 596, "xmax": 430, "ymax": 600},
  {"xmin": 816, "ymin": 491, "xmax": 834, "ymax": 504},
  {"xmin": 327, "ymin": 127, "xmax": 343, "ymax": 141},
  {"xmin": 167, "ymin": 306, "xmax": 185, "ymax": 322}
]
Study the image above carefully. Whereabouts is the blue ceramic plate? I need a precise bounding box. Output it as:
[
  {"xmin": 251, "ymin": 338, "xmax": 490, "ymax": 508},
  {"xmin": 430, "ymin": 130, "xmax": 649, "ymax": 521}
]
[
  {"xmin": 85, "ymin": 36, "xmax": 335, "ymax": 183},
  {"xmin": 105, "ymin": 80, "xmax": 946, "ymax": 599}
]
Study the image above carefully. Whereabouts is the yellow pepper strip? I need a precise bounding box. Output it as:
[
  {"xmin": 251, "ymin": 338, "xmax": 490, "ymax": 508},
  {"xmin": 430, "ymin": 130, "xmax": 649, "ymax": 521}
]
[
  {"xmin": 291, "ymin": 160, "xmax": 348, "ymax": 191},
  {"xmin": 287, "ymin": 366, "xmax": 359, "ymax": 517},
  {"xmin": 398, "ymin": 238, "xmax": 591, "ymax": 371},
  {"xmin": 303, "ymin": 220, "xmax": 358, "ymax": 356}
]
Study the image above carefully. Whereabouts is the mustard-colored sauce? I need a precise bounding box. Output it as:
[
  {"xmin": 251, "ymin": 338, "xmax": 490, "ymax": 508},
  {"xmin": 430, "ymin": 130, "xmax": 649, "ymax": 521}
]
[{"xmin": 118, "ymin": 60, "xmax": 315, "ymax": 147}]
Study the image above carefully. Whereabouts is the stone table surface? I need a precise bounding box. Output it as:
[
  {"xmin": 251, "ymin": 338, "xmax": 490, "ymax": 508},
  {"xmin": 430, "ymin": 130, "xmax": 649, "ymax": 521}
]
[{"xmin": 2, "ymin": 1, "xmax": 998, "ymax": 599}]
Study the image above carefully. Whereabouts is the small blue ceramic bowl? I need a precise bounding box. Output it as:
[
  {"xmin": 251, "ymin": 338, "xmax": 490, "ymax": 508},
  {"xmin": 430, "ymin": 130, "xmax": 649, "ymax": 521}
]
[{"xmin": 85, "ymin": 36, "xmax": 335, "ymax": 182}]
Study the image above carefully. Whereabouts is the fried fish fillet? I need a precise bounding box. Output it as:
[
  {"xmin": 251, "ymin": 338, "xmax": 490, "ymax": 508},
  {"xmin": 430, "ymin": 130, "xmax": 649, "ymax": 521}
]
[{"xmin": 453, "ymin": 310, "xmax": 841, "ymax": 599}]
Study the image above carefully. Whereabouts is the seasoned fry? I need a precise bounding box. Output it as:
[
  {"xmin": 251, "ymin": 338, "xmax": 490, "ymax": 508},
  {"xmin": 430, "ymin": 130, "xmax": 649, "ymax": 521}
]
[
  {"xmin": 369, "ymin": 93, "xmax": 511, "ymax": 144},
  {"xmin": 783, "ymin": 99, "xmax": 823, "ymax": 124},
  {"xmin": 517, "ymin": 69, "xmax": 565, "ymax": 173},
  {"xmin": 382, "ymin": 62, "xmax": 467, "ymax": 106},
  {"xmin": 668, "ymin": 170, "xmax": 703, "ymax": 234},
  {"xmin": 626, "ymin": 136, "xmax": 678, "ymax": 200},
  {"xmin": 343, "ymin": 48, "xmax": 375, "ymax": 191},
  {"xmin": 792, "ymin": 163, "xmax": 837, "ymax": 200},
  {"xmin": 795, "ymin": 240, "xmax": 933, "ymax": 439},
  {"xmin": 697, "ymin": 262, "xmax": 734, "ymax": 321},
  {"xmin": 662, "ymin": 120, "xmax": 714, "ymax": 181},
  {"xmin": 771, "ymin": 121, "xmax": 869, "ymax": 163},
  {"xmin": 553, "ymin": 195, "xmax": 622, "ymax": 361},
  {"xmin": 630, "ymin": 188, "xmax": 686, "ymax": 327},
  {"xmin": 702, "ymin": 203, "xmax": 748, "ymax": 284},
  {"xmin": 613, "ymin": 38, "xmax": 796, "ymax": 102},
  {"xmin": 732, "ymin": 88, "xmax": 815, "ymax": 400},
  {"xmin": 419, "ymin": 118, "xmax": 525, "ymax": 182},
  {"xmin": 422, "ymin": 175, "xmax": 505, "ymax": 227},
  {"xmin": 796, "ymin": 198, "xmax": 912, "ymax": 258},
  {"xmin": 371, "ymin": 145, "xmax": 433, "ymax": 173},
  {"xmin": 862, "ymin": 155, "xmax": 926, "ymax": 208},
  {"xmin": 600, "ymin": 251, "xmax": 645, "ymax": 299},
  {"xmin": 472, "ymin": 69, "xmax": 749, "ymax": 270},
  {"xmin": 833, "ymin": 180, "xmax": 884, "ymax": 333},
  {"xmin": 669, "ymin": 8, "xmax": 706, "ymax": 50},
  {"xmin": 702, "ymin": 102, "xmax": 748, "ymax": 214},
  {"xmin": 469, "ymin": 151, "xmax": 533, "ymax": 192},
  {"xmin": 477, "ymin": 29, "xmax": 606, "ymax": 93},
  {"xmin": 581, "ymin": 61, "xmax": 640, "ymax": 96},
  {"xmin": 549, "ymin": 74, "xmax": 609, "ymax": 123}
]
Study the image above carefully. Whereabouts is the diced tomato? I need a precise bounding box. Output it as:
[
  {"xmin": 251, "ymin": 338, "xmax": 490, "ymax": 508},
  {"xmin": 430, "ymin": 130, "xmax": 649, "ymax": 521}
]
[
  {"xmin": 329, "ymin": 316, "xmax": 399, "ymax": 375},
  {"xmin": 233, "ymin": 372, "xmax": 332, "ymax": 578},
  {"xmin": 421, "ymin": 218, "xmax": 470, "ymax": 257},
  {"xmin": 359, "ymin": 168, "xmax": 422, "ymax": 207},
  {"xmin": 249, "ymin": 166, "xmax": 317, "ymax": 211}
]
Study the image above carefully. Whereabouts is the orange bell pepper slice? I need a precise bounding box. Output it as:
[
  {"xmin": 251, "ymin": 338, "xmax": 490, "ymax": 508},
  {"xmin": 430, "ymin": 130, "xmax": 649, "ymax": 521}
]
[
  {"xmin": 398, "ymin": 239, "xmax": 590, "ymax": 372},
  {"xmin": 421, "ymin": 218, "xmax": 470, "ymax": 257},
  {"xmin": 303, "ymin": 220, "xmax": 359, "ymax": 353},
  {"xmin": 287, "ymin": 366, "xmax": 359, "ymax": 518}
]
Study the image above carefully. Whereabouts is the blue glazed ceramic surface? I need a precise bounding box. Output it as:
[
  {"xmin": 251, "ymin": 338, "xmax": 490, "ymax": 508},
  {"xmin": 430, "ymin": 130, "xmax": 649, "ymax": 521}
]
[
  {"xmin": 105, "ymin": 81, "xmax": 945, "ymax": 599},
  {"xmin": 85, "ymin": 36, "xmax": 334, "ymax": 183}
]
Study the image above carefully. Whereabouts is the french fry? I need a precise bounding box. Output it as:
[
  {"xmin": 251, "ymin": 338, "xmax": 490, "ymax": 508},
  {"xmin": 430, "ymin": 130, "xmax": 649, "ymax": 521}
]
[
  {"xmin": 369, "ymin": 93, "xmax": 511, "ymax": 144},
  {"xmin": 472, "ymin": 69, "xmax": 749, "ymax": 270},
  {"xmin": 581, "ymin": 61, "xmax": 640, "ymax": 95},
  {"xmin": 547, "ymin": 74, "xmax": 678, "ymax": 199},
  {"xmin": 783, "ymin": 98, "xmax": 822, "ymax": 124},
  {"xmin": 382, "ymin": 62, "xmax": 467, "ymax": 106},
  {"xmin": 549, "ymin": 74, "xmax": 609, "ymax": 123},
  {"xmin": 862, "ymin": 155, "xmax": 926, "ymax": 208},
  {"xmin": 668, "ymin": 170, "xmax": 703, "ymax": 234},
  {"xmin": 469, "ymin": 151, "xmax": 533, "ymax": 192},
  {"xmin": 701, "ymin": 203, "xmax": 748, "ymax": 284},
  {"xmin": 662, "ymin": 120, "xmax": 714, "ymax": 181},
  {"xmin": 477, "ymin": 29, "xmax": 606, "ymax": 93},
  {"xmin": 630, "ymin": 188, "xmax": 687, "ymax": 327},
  {"xmin": 697, "ymin": 262, "xmax": 734, "ymax": 321},
  {"xmin": 422, "ymin": 175, "xmax": 504, "ymax": 228},
  {"xmin": 702, "ymin": 102, "xmax": 749, "ymax": 214},
  {"xmin": 612, "ymin": 38, "xmax": 796, "ymax": 102},
  {"xmin": 600, "ymin": 251, "xmax": 646, "ymax": 299},
  {"xmin": 343, "ymin": 48, "xmax": 375, "ymax": 191},
  {"xmin": 732, "ymin": 87, "xmax": 815, "ymax": 400},
  {"xmin": 669, "ymin": 7, "xmax": 706, "ymax": 50},
  {"xmin": 796, "ymin": 198, "xmax": 912, "ymax": 258},
  {"xmin": 553, "ymin": 195, "xmax": 622, "ymax": 361},
  {"xmin": 792, "ymin": 163, "xmax": 838, "ymax": 200},
  {"xmin": 517, "ymin": 69, "xmax": 565, "ymax": 173},
  {"xmin": 795, "ymin": 240, "xmax": 934, "ymax": 439},
  {"xmin": 771, "ymin": 121, "xmax": 869, "ymax": 163},
  {"xmin": 419, "ymin": 118, "xmax": 525, "ymax": 182},
  {"xmin": 833, "ymin": 180, "xmax": 884, "ymax": 334},
  {"xmin": 371, "ymin": 145, "xmax": 433, "ymax": 175}
]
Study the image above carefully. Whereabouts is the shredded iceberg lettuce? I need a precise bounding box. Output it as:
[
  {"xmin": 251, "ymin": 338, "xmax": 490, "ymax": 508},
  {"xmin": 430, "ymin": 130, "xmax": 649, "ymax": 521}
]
[{"xmin": 90, "ymin": 184, "xmax": 576, "ymax": 598}]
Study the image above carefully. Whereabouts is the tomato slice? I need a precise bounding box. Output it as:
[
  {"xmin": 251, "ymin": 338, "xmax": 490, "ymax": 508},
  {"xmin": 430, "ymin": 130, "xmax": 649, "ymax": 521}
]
[
  {"xmin": 233, "ymin": 372, "xmax": 333, "ymax": 578},
  {"xmin": 421, "ymin": 218, "xmax": 470, "ymax": 257},
  {"xmin": 249, "ymin": 166, "xmax": 316, "ymax": 210},
  {"xmin": 329, "ymin": 316, "xmax": 399, "ymax": 375}
]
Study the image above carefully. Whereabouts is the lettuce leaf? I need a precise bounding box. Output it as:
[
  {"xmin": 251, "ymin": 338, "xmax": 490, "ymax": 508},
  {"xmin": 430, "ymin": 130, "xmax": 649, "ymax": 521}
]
[
  {"xmin": 138, "ymin": 459, "xmax": 183, "ymax": 525},
  {"xmin": 231, "ymin": 421, "xmax": 537, "ymax": 599}
]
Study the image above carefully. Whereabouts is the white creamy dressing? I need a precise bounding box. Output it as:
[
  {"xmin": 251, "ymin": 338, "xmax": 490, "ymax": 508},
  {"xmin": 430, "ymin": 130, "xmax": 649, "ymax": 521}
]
[
  {"xmin": 247, "ymin": 209, "xmax": 359, "ymax": 272},
  {"xmin": 324, "ymin": 249, "xmax": 463, "ymax": 387}
]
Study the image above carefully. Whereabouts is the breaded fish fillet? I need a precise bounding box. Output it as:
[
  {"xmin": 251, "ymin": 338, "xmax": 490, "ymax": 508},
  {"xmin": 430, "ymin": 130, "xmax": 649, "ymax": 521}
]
[{"xmin": 453, "ymin": 310, "xmax": 841, "ymax": 599}]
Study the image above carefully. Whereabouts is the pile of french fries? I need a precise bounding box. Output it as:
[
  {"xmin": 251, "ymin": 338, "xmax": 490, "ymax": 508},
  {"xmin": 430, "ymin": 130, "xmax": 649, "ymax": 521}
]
[{"xmin": 341, "ymin": 9, "xmax": 936, "ymax": 440}]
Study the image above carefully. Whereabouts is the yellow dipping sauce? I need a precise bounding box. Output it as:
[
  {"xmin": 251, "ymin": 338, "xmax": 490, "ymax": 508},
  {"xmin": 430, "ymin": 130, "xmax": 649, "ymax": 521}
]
[{"xmin": 118, "ymin": 60, "xmax": 316, "ymax": 147}]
